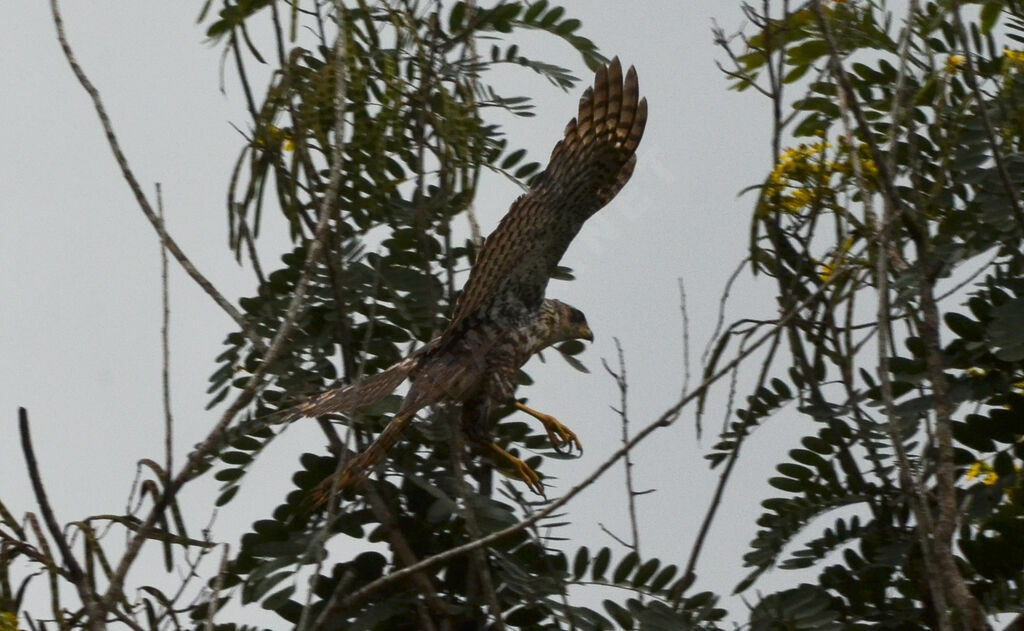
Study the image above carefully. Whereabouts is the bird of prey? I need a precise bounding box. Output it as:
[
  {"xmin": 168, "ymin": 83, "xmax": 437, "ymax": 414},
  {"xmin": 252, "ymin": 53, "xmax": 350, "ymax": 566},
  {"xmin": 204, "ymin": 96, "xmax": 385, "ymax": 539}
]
[{"xmin": 298, "ymin": 58, "xmax": 647, "ymax": 503}]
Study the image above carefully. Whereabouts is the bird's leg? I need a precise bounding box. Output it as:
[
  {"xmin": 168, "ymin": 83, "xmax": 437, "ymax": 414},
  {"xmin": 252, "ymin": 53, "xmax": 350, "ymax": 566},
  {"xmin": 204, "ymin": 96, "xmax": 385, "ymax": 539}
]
[
  {"xmin": 308, "ymin": 451, "xmax": 371, "ymax": 509},
  {"xmin": 488, "ymin": 443, "xmax": 544, "ymax": 496},
  {"xmin": 515, "ymin": 402, "xmax": 582, "ymax": 453}
]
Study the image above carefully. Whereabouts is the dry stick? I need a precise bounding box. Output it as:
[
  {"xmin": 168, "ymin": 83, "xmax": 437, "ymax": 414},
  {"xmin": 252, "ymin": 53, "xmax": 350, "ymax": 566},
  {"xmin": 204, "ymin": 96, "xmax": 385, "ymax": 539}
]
[
  {"xmin": 18, "ymin": 410, "xmax": 83, "ymax": 582},
  {"xmin": 0, "ymin": 530, "xmax": 59, "ymax": 572},
  {"xmin": 18, "ymin": 409, "xmax": 103, "ymax": 630},
  {"xmin": 331, "ymin": 276, "xmax": 834, "ymax": 613},
  {"xmin": 601, "ymin": 340, "xmax": 641, "ymax": 561},
  {"xmin": 809, "ymin": 0, "xmax": 924, "ymax": 248},
  {"xmin": 919, "ymin": 279, "xmax": 989, "ymax": 630},
  {"xmin": 49, "ymin": 0, "xmax": 266, "ymax": 355},
  {"xmin": 157, "ymin": 184, "xmax": 174, "ymax": 481}
]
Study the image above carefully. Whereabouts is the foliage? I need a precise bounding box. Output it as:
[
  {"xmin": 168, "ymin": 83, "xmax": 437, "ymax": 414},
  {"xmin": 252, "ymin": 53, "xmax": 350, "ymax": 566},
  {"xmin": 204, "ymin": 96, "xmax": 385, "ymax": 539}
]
[{"xmin": 707, "ymin": 0, "xmax": 1024, "ymax": 627}]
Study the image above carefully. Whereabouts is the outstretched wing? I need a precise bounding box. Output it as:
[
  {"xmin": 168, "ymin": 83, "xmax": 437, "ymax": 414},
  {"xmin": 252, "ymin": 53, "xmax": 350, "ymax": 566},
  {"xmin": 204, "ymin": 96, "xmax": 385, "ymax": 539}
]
[{"xmin": 445, "ymin": 58, "xmax": 647, "ymax": 337}]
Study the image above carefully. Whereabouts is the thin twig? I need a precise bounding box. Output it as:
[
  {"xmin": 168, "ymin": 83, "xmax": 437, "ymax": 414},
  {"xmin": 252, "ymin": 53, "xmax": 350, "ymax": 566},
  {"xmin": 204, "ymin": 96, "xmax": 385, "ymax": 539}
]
[
  {"xmin": 601, "ymin": 340, "xmax": 640, "ymax": 560},
  {"xmin": 855, "ymin": 4, "xmax": 951, "ymax": 627},
  {"xmin": 678, "ymin": 278, "xmax": 692, "ymax": 399},
  {"xmin": 202, "ymin": 544, "xmax": 230, "ymax": 631},
  {"xmin": 26, "ymin": 515, "xmax": 68, "ymax": 631},
  {"xmin": 362, "ymin": 485, "xmax": 443, "ymax": 631},
  {"xmin": 18, "ymin": 409, "xmax": 102, "ymax": 629},
  {"xmin": 157, "ymin": 184, "xmax": 174, "ymax": 480}
]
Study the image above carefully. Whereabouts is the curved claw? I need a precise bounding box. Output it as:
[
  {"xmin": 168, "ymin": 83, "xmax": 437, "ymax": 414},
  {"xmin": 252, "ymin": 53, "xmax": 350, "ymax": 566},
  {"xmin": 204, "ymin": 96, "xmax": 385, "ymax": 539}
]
[
  {"xmin": 515, "ymin": 402, "xmax": 583, "ymax": 454},
  {"xmin": 490, "ymin": 444, "xmax": 545, "ymax": 496}
]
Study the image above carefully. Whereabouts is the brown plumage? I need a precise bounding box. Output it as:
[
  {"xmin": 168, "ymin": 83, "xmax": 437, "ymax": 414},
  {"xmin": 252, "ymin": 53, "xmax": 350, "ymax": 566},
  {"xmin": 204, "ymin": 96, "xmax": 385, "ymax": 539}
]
[{"xmin": 298, "ymin": 58, "xmax": 647, "ymax": 504}]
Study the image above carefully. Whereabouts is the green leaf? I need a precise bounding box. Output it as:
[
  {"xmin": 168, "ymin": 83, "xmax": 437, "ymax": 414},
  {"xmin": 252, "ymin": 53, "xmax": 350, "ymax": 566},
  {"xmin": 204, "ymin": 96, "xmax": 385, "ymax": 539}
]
[
  {"xmin": 632, "ymin": 558, "xmax": 660, "ymax": 587},
  {"xmin": 523, "ymin": 0, "xmax": 547, "ymax": 22},
  {"xmin": 603, "ymin": 600, "xmax": 633, "ymax": 628},
  {"xmin": 221, "ymin": 451, "xmax": 253, "ymax": 465},
  {"xmin": 573, "ymin": 546, "xmax": 589, "ymax": 579},
  {"xmin": 448, "ymin": 1, "xmax": 466, "ymax": 31},
  {"xmin": 777, "ymin": 463, "xmax": 813, "ymax": 480},
  {"xmin": 981, "ymin": 2, "xmax": 1002, "ymax": 33},
  {"xmin": 769, "ymin": 476, "xmax": 806, "ymax": 493},
  {"xmin": 506, "ymin": 605, "xmax": 547, "ymax": 627},
  {"xmin": 649, "ymin": 564, "xmax": 678, "ymax": 592},
  {"xmin": 215, "ymin": 486, "xmax": 239, "ymax": 506},
  {"xmin": 613, "ymin": 551, "xmax": 639, "ymax": 583},
  {"xmin": 501, "ymin": 148, "xmax": 527, "ymax": 169}
]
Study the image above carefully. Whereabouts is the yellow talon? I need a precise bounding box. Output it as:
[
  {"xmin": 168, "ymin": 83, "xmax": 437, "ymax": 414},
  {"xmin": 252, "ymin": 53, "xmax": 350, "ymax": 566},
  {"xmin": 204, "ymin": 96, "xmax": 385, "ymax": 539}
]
[
  {"xmin": 515, "ymin": 402, "xmax": 582, "ymax": 453},
  {"xmin": 490, "ymin": 444, "xmax": 544, "ymax": 496}
]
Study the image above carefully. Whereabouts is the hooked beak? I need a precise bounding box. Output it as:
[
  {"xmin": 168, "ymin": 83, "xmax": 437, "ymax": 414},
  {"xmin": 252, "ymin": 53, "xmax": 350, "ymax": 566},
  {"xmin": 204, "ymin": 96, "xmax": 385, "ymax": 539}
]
[{"xmin": 581, "ymin": 325, "xmax": 594, "ymax": 343}]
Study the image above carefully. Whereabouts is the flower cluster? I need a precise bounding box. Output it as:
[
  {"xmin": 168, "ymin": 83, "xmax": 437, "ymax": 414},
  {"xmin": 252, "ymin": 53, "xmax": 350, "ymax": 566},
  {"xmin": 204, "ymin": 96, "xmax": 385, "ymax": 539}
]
[
  {"xmin": 255, "ymin": 124, "xmax": 295, "ymax": 152},
  {"xmin": 967, "ymin": 460, "xmax": 999, "ymax": 486},
  {"xmin": 764, "ymin": 141, "xmax": 835, "ymax": 214},
  {"xmin": 945, "ymin": 54, "xmax": 966, "ymax": 74},
  {"xmin": 764, "ymin": 139, "xmax": 877, "ymax": 216},
  {"xmin": 1005, "ymin": 48, "xmax": 1024, "ymax": 65}
]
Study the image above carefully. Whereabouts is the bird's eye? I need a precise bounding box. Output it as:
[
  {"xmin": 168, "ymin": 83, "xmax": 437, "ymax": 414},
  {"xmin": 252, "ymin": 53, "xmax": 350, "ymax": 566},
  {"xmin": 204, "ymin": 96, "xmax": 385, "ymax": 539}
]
[{"xmin": 569, "ymin": 308, "xmax": 587, "ymax": 324}]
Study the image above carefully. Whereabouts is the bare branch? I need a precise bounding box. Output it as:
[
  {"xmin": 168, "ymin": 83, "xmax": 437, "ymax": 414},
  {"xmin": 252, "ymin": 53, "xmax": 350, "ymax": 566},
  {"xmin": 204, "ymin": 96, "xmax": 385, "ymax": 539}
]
[
  {"xmin": 18, "ymin": 409, "xmax": 102, "ymax": 629},
  {"xmin": 601, "ymin": 340, "xmax": 641, "ymax": 562}
]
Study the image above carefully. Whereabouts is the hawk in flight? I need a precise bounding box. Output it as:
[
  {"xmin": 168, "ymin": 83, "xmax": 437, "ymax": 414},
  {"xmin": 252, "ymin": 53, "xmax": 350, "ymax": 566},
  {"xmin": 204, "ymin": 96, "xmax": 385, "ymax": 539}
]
[{"xmin": 298, "ymin": 58, "xmax": 647, "ymax": 502}]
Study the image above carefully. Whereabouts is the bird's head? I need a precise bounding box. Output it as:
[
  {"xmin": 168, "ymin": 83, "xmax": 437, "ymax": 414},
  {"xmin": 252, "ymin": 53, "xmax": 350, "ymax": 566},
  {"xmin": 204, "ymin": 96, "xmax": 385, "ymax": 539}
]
[{"xmin": 547, "ymin": 299, "xmax": 594, "ymax": 343}]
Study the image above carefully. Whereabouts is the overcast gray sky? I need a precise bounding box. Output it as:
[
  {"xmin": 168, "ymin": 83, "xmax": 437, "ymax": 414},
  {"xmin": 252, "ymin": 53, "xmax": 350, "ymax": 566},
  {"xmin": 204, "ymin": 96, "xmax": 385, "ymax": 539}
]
[{"xmin": 2, "ymin": 1, "xmax": 804, "ymax": 624}]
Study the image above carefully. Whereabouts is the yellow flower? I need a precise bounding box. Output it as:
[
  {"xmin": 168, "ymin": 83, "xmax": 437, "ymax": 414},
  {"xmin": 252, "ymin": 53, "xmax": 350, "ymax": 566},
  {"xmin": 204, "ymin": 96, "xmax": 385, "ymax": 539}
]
[
  {"xmin": 1005, "ymin": 48, "xmax": 1024, "ymax": 64},
  {"xmin": 817, "ymin": 260, "xmax": 834, "ymax": 282},
  {"xmin": 967, "ymin": 367, "xmax": 987, "ymax": 377},
  {"xmin": 966, "ymin": 461, "xmax": 998, "ymax": 485},
  {"xmin": 816, "ymin": 236, "xmax": 856, "ymax": 282},
  {"xmin": 945, "ymin": 55, "xmax": 966, "ymax": 74},
  {"xmin": 765, "ymin": 142, "xmax": 836, "ymax": 213}
]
